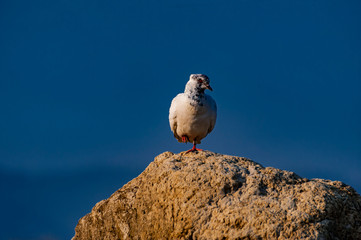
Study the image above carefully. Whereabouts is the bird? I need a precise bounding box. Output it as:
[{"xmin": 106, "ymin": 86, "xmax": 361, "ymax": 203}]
[{"xmin": 169, "ymin": 74, "xmax": 217, "ymax": 152}]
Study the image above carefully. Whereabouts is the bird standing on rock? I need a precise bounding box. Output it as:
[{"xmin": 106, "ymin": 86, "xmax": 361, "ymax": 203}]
[{"xmin": 169, "ymin": 74, "xmax": 217, "ymax": 152}]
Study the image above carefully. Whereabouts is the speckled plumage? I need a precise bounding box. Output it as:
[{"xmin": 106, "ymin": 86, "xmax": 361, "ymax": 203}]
[{"xmin": 169, "ymin": 74, "xmax": 217, "ymax": 147}]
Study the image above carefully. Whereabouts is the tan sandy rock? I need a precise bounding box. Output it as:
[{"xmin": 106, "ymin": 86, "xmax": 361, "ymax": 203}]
[{"xmin": 73, "ymin": 151, "xmax": 361, "ymax": 239}]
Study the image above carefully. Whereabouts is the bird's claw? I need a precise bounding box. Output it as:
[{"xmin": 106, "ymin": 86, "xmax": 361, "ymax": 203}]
[{"xmin": 185, "ymin": 145, "xmax": 203, "ymax": 153}]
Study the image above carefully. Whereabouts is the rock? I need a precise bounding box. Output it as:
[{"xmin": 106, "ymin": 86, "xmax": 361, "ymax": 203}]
[{"xmin": 73, "ymin": 151, "xmax": 361, "ymax": 240}]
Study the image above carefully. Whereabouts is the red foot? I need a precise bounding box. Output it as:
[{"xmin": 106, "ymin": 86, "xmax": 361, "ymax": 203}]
[
  {"xmin": 186, "ymin": 144, "xmax": 203, "ymax": 153},
  {"xmin": 181, "ymin": 136, "xmax": 189, "ymax": 143}
]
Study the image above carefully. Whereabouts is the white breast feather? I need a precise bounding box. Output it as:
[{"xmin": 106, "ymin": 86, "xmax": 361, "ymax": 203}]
[{"xmin": 169, "ymin": 93, "xmax": 217, "ymax": 144}]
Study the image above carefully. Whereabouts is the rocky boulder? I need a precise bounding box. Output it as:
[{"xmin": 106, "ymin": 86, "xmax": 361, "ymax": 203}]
[{"xmin": 73, "ymin": 151, "xmax": 361, "ymax": 239}]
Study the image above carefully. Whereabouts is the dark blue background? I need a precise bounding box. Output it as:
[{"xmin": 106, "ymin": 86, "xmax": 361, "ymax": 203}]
[{"xmin": 1, "ymin": 0, "xmax": 360, "ymax": 239}]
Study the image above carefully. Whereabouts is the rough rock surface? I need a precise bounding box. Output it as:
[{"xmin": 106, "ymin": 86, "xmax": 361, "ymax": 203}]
[{"xmin": 73, "ymin": 151, "xmax": 361, "ymax": 240}]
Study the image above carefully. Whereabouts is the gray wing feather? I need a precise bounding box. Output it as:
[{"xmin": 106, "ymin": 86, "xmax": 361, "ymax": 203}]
[
  {"xmin": 206, "ymin": 95, "xmax": 217, "ymax": 134},
  {"xmin": 169, "ymin": 94, "xmax": 182, "ymax": 142}
]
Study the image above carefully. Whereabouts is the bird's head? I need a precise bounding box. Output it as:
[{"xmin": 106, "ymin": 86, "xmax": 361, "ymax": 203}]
[{"xmin": 190, "ymin": 74, "xmax": 213, "ymax": 92}]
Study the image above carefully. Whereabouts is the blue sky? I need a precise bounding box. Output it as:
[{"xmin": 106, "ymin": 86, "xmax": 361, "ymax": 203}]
[{"xmin": 1, "ymin": 0, "xmax": 360, "ymax": 239}]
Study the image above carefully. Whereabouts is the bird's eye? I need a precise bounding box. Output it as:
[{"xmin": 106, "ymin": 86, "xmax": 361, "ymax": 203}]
[{"xmin": 198, "ymin": 79, "xmax": 203, "ymax": 83}]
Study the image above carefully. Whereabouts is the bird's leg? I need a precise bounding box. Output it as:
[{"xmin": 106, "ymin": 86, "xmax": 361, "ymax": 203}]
[
  {"xmin": 181, "ymin": 135, "xmax": 189, "ymax": 143},
  {"xmin": 186, "ymin": 141, "xmax": 203, "ymax": 153}
]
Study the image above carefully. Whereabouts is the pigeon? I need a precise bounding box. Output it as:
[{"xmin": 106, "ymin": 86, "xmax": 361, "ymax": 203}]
[{"xmin": 169, "ymin": 74, "xmax": 217, "ymax": 152}]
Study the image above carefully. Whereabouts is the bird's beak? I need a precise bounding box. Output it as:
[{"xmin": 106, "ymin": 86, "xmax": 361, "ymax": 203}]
[{"xmin": 206, "ymin": 84, "xmax": 213, "ymax": 91}]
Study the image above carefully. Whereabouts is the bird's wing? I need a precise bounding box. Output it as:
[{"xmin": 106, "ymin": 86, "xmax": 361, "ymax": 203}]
[
  {"xmin": 169, "ymin": 94, "xmax": 183, "ymax": 141},
  {"xmin": 206, "ymin": 94, "xmax": 217, "ymax": 134}
]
